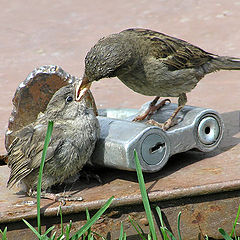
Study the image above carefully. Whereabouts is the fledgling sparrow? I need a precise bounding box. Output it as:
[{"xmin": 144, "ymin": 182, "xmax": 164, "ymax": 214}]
[{"xmin": 7, "ymin": 83, "xmax": 100, "ymax": 199}]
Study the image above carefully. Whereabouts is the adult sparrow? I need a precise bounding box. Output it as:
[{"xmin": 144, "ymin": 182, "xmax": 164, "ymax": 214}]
[
  {"xmin": 7, "ymin": 84, "xmax": 100, "ymax": 200},
  {"xmin": 76, "ymin": 28, "xmax": 240, "ymax": 130}
]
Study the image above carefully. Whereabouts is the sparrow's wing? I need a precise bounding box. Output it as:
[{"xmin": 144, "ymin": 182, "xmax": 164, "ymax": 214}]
[
  {"xmin": 27, "ymin": 124, "xmax": 71, "ymax": 170},
  {"xmin": 7, "ymin": 124, "xmax": 41, "ymax": 188},
  {"xmin": 125, "ymin": 28, "xmax": 215, "ymax": 70},
  {"xmin": 7, "ymin": 123, "xmax": 57, "ymax": 188},
  {"xmin": 28, "ymin": 122, "xmax": 81, "ymax": 175}
]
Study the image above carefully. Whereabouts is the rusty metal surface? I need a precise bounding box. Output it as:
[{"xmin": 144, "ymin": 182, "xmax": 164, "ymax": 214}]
[
  {"xmin": 1, "ymin": 194, "xmax": 240, "ymax": 240},
  {"xmin": 0, "ymin": 106, "xmax": 240, "ymax": 239},
  {"xmin": 0, "ymin": 166, "xmax": 240, "ymax": 239}
]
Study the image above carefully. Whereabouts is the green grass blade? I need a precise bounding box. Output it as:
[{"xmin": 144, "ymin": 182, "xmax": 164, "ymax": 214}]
[
  {"xmin": 119, "ymin": 222, "xmax": 124, "ymax": 240},
  {"xmin": 91, "ymin": 231, "xmax": 106, "ymax": 240},
  {"xmin": 3, "ymin": 227, "xmax": 7, "ymax": 237},
  {"xmin": 86, "ymin": 208, "xmax": 90, "ymax": 220},
  {"xmin": 164, "ymin": 228, "xmax": 176, "ymax": 240},
  {"xmin": 57, "ymin": 233, "xmax": 65, "ymax": 240},
  {"xmin": 160, "ymin": 227, "xmax": 169, "ymax": 240},
  {"xmin": 136, "ymin": 218, "xmax": 146, "ymax": 236},
  {"xmin": 219, "ymin": 228, "xmax": 233, "ymax": 240},
  {"xmin": 148, "ymin": 233, "xmax": 152, "ymax": 240},
  {"xmin": 43, "ymin": 226, "xmax": 55, "ymax": 237},
  {"xmin": 0, "ymin": 227, "xmax": 8, "ymax": 240},
  {"xmin": 22, "ymin": 219, "xmax": 41, "ymax": 238},
  {"xmin": 86, "ymin": 208, "xmax": 92, "ymax": 240},
  {"xmin": 37, "ymin": 120, "xmax": 54, "ymax": 235},
  {"xmin": 50, "ymin": 231, "xmax": 57, "ymax": 240},
  {"xmin": 177, "ymin": 211, "xmax": 182, "ymax": 240},
  {"xmin": 58, "ymin": 206, "xmax": 63, "ymax": 236},
  {"xmin": 156, "ymin": 206, "xmax": 180, "ymax": 240},
  {"xmin": 134, "ymin": 150, "xmax": 157, "ymax": 240},
  {"xmin": 230, "ymin": 205, "xmax": 240, "ymax": 237},
  {"xmin": 70, "ymin": 196, "xmax": 114, "ymax": 240},
  {"xmin": 65, "ymin": 220, "xmax": 72, "ymax": 240},
  {"xmin": 232, "ymin": 222, "xmax": 237, "ymax": 240},
  {"xmin": 156, "ymin": 206, "xmax": 171, "ymax": 240},
  {"xmin": 40, "ymin": 237, "xmax": 48, "ymax": 240},
  {"xmin": 129, "ymin": 215, "xmax": 145, "ymax": 236},
  {"xmin": 129, "ymin": 216, "xmax": 146, "ymax": 240},
  {"xmin": 88, "ymin": 234, "xmax": 94, "ymax": 240},
  {"xmin": 56, "ymin": 232, "xmax": 64, "ymax": 240},
  {"xmin": 156, "ymin": 206, "xmax": 164, "ymax": 227}
]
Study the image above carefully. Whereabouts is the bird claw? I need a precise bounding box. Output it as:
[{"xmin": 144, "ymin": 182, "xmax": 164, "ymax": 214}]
[
  {"xmin": 147, "ymin": 98, "xmax": 171, "ymax": 119},
  {"xmin": 133, "ymin": 98, "xmax": 171, "ymax": 122},
  {"xmin": 146, "ymin": 119, "xmax": 164, "ymax": 128},
  {"xmin": 30, "ymin": 192, "xmax": 83, "ymax": 205},
  {"xmin": 55, "ymin": 194, "xmax": 83, "ymax": 205},
  {"xmin": 132, "ymin": 115, "xmax": 145, "ymax": 122},
  {"xmin": 162, "ymin": 119, "xmax": 173, "ymax": 131},
  {"xmin": 163, "ymin": 117, "xmax": 179, "ymax": 130},
  {"xmin": 146, "ymin": 118, "xmax": 178, "ymax": 131}
]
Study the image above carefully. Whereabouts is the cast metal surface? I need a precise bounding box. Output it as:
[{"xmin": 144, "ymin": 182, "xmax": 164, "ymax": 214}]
[
  {"xmin": 91, "ymin": 103, "xmax": 224, "ymax": 172},
  {"xmin": 90, "ymin": 117, "xmax": 171, "ymax": 172}
]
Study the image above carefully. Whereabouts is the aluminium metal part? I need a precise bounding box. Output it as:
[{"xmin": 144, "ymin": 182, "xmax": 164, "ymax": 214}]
[
  {"xmin": 90, "ymin": 102, "xmax": 224, "ymax": 172},
  {"xmin": 90, "ymin": 117, "xmax": 171, "ymax": 172}
]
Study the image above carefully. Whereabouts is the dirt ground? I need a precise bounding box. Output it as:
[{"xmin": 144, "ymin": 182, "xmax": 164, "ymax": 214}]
[{"xmin": 1, "ymin": 0, "xmax": 240, "ymax": 155}]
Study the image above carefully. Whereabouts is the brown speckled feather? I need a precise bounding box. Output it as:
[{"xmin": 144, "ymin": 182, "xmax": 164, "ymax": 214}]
[
  {"xmin": 122, "ymin": 28, "xmax": 214, "ymax": 70},
  {"xmin": 80, "ymin": 28, "xmax": 240, "ymax": 129},
  {"xmin": 84, "ymin": 28, "xmax": 240, "ymax": 98}
]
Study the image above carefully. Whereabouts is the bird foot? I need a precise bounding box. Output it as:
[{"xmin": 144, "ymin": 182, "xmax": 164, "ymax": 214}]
[
  {"xmin": 146, "ymin": 118, "xmax": 178, "ymax": 131},
  {"xmin": 42, "ymin": 193, "xmax": 83, "ymax": 205},
  {"xmin": 146, "ymin": 119, "xmax": 164, "ymax": 128},
  {"xmin": 133, "ymin": 98, "xmax": 171, "ymax": 122},
  {"xmin": 30, "ymin": 191, "xmax": 83, "ymax": 205},
  {"xmin": 162, "ymin": 118, "xmax": 178, "ymax": 131},
  {"xmin": 147, "ymin": 98, "xmax": 171, "ymax": 119},
  {"xmin": 54, "ymin": 193, "xmax": 83, "ymax": 203}
]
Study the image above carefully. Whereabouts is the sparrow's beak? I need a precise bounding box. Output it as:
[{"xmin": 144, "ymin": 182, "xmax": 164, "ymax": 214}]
[{"xmin": 75, "ymin": 76, "xmax": 92, "ymax": 102}]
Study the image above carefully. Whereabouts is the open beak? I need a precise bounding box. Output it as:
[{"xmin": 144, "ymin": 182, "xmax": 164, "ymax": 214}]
[{"xmin": 75, "ymin": 76, "xmax": 92, "ymax": 102}]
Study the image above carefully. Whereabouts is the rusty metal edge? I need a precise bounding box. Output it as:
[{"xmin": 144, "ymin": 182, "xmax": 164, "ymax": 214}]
[
  {"xmin": 1, "ymin": 179, "xmax": 240, "ymax": 224},
  {"xmin": 149, "ymin": 179, "xmax": 240, "ymax": 201}
]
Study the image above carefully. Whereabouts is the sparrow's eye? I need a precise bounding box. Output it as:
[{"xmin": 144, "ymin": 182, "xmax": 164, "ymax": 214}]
[{"xmin": 66, "ymin": 96, "xmax": 73, "ymax": 103}]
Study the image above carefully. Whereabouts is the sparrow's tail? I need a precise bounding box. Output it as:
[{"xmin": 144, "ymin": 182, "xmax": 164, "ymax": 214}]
[{"xmin": 210, "ymin": 56, "xmax": 240, "ymax": 71}]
